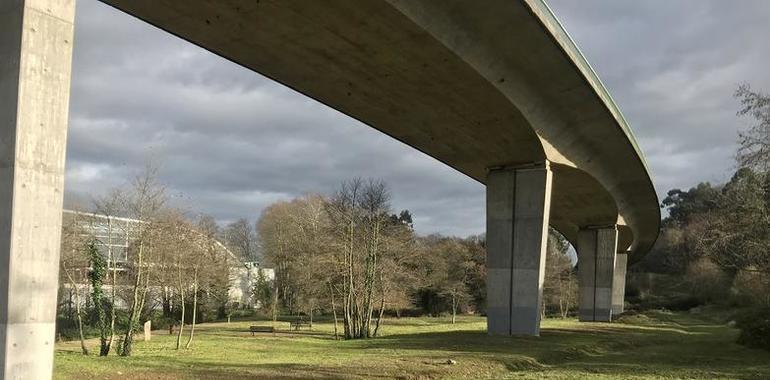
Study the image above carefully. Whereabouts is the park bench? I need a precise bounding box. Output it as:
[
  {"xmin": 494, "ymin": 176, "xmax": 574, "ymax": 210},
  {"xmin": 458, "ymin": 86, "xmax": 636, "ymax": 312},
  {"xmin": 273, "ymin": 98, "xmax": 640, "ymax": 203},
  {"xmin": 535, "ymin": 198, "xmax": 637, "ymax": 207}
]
[
  {"xmin": 290, "ymin": 320, "xmax": 311, "ymax": 331},
  {"xmin": 249, "ymin": 325, "xmax": 275, "ymax": 335}
]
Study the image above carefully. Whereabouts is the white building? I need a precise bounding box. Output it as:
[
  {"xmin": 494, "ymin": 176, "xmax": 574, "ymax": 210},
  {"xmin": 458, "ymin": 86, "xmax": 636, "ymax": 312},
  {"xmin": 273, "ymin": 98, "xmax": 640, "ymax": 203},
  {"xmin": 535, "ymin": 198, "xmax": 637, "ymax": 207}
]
[
  {"xmin": 60, "ymin": 210, "xmax": 273, "ymax": 309},
  {"xmin": 228, "ymin": 262, "xmax": 275, "ymax": 308}
]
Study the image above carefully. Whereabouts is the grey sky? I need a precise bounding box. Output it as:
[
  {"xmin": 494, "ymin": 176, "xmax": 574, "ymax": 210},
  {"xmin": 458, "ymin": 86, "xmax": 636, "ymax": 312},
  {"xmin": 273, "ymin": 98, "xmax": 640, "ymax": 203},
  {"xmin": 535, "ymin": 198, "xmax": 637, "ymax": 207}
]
[{"xmin": 64, "ymin": 1, "xmax": 770, "ymax": 236}]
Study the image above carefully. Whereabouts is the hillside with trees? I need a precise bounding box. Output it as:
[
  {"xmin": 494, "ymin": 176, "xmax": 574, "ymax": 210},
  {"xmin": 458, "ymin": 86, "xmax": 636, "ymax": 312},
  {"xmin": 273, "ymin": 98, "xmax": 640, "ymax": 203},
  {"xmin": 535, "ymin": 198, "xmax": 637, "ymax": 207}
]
[{"xmin": 631, "ymin": 85, "xmax": 770, "ymax": 350}]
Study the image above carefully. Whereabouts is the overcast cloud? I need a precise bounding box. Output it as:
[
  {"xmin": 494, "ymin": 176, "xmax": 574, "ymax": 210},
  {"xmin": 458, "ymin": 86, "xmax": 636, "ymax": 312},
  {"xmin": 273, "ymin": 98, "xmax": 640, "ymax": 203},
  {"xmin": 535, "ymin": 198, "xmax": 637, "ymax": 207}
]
[{"xmin": 65, "ymin": 1, "xmax": 770, "ymax": 236}]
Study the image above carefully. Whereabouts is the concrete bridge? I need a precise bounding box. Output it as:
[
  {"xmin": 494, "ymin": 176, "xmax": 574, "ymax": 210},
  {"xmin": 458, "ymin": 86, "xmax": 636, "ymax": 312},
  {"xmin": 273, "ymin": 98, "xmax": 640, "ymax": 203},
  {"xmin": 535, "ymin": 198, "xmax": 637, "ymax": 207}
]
[{"xmin": 0, "ymin": 0, "xmax": 658, "ymax": 377}]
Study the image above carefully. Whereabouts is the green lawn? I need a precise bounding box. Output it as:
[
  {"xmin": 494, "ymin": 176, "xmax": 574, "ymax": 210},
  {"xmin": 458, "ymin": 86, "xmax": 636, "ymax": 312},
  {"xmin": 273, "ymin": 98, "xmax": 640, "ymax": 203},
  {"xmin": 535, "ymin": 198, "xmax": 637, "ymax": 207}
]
[{"xmin": 54, "ymin": 311, "xmax": 770, "ymax": 379}]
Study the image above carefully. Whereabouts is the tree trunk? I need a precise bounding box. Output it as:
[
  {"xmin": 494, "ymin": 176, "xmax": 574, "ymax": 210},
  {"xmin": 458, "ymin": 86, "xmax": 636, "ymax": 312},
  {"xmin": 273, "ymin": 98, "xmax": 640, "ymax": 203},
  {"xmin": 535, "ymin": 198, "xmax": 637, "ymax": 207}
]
[
  {"xmin": 74, "ymin": 286, "xmax": 88, "ymax": 355},
  {"xmin": 64, "ymin": 265, "xmax": 88, "ymax": 356},
  {"xmin": 176, "ymin": 287, "xmax": 185, "ymax": 350},
  {"xmin": 329, "ymin": 283, "xmax": 339, "ymax": 340},
  {"xmin": 373, "ymin": 269, "xmax": 386, "ymax": 337},
  {"xmin": 309, "ymin": 305, "xmax": 314, "ymax": 331},
  {"xmin": 451, "ymin": 293, "xmax": 457, "ymax": 325},
  {"xmin": 176, "ymin": 255, "xmax": 185, "ymax": 350},
  {"xmin": 67, "ymin": 288, "xmax": 73, "ymax": 319},
  {"xmin": 373, "ymin": 289, "xmax": 386, "ymax": 337},
  {"xmin": 107, "ymin": 259, "xmax": 117, "ymax": 355},
  {"xmin": 271, "ymin": 279, "xmax": 278, "ymax": 330},
  {"xmin": 162, "ymin": 287, "xmax": 172, "ymax": 318},
  {"xmin": 121, "ymin": 241, "xmax": 145, "ymax": 356},
  {"xmin": 345, "ymin": 220, "xmax": 355, "ymax": 339},
  {"xmin": 106, "ymin": 217, "xmax": 116, "ymax": 355},
  {"xmin": 185, "ymin": 267, "xmax": 198, "ymax": 349},
  {"xmin": 362, "ymin": 220, "xmax": 380, "ymax": 338},
  {"xmin": 559, "ymin": 279, "xmax": 567, "ymax": 319}
]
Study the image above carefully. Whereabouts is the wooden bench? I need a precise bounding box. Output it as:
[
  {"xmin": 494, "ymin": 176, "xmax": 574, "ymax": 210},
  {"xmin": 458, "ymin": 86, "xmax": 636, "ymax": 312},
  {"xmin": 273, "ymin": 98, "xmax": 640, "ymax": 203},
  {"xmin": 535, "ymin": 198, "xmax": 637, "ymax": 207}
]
[
  {"xmin": 290, "ymin": 320, "xmax": 311, "ymax": 331},
  {"xmin": 249, "ymin": 325, "xmax": 275, "ymax": 335}
]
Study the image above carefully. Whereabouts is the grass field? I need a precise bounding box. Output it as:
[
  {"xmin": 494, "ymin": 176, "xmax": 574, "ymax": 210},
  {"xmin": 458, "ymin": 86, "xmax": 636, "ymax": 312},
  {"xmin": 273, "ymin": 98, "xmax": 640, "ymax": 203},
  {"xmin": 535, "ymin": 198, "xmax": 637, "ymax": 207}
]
[{"xmin": 54, "ymin": 311, "xmax": 770, "ymax": 379}]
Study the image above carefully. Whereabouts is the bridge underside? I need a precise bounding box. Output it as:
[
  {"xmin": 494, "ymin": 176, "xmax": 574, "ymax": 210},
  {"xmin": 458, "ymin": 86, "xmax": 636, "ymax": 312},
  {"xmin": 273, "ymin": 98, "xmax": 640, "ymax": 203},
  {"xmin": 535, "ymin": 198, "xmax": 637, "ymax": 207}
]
[
  {"xmin": 95, "ymin": 0, "xmax": 655, "ymax": 253},
  {"xmin": 0, "ymin": 0, "xmax": 659, "ymax": 376}
]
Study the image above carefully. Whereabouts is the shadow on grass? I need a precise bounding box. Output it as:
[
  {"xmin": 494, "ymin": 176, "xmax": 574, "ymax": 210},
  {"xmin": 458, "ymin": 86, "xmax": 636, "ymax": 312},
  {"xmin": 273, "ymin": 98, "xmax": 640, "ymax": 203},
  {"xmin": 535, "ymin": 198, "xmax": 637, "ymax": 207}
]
[
  {"xmin": 57, "ymin": 314, "xmax": 770, "ymax": 380},
  {"xmin": 361, "ymin": 320, "xmax": 770, "ymax": 379},
  {"xmin": 87, "ymin": 356, "xmax": 439, "ymax": 380}
]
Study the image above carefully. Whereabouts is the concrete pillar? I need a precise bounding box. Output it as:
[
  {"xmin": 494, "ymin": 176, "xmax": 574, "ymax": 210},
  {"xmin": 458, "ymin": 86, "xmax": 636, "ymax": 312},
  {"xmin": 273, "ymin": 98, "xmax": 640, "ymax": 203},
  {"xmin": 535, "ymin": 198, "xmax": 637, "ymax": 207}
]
[
  {"xmin": 487, "ymin": 162, "xmax": 552, "ymax": 336},
  {"xmin": 0, "ymin": 1, "xmax": 75, "ymax": 378},
  {"xmin": 577, "ymin": 226, "xmax": 618, "ymax": 322},
  {"xmin": 612, "ymin": 252, "xmax": 628, "ymax": 315}
]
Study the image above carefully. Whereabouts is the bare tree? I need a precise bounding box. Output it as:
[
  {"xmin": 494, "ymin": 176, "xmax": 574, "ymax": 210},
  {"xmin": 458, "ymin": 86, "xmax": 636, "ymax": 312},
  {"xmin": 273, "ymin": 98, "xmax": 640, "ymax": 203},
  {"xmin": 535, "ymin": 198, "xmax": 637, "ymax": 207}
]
[
  {"xmin": 324, "ymin": 179, "xmax": 397, "ymax": 338},
  {"xmin": 225, "ymin": 218, "xmax": 257, "ymax": 262},
  {"xmin": 186, "ymin": 227, "xmax": 220, "ymax": 349},
  {"xmin": 736, "ymin": 85, "xmax": 770, "ymax": 171},
  {"xmin": 60, "ymin": 213, "xmax": 90, "ymax": 355},
  {"xmin": 543, "ymin": 229, "xmax": 576, "ymax": 319},
  {"xmin": 93, "ymin": 189, "xmax": 130, "ymax": 355},
  {"xmin": 118, "ymin": 164, "xmax": 167, "ymax": 356},
  {"xmin": 258, "ymin": 178, "xmax": 419, "ymax": 340}
]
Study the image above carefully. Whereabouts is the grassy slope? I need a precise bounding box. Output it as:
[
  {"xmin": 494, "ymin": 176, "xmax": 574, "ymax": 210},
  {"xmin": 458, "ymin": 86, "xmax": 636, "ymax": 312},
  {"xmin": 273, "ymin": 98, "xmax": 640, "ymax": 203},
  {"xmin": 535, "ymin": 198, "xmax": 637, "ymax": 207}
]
[{"xmin": 54, "ymin": 311, "xmax": 770, "ymax": 379}]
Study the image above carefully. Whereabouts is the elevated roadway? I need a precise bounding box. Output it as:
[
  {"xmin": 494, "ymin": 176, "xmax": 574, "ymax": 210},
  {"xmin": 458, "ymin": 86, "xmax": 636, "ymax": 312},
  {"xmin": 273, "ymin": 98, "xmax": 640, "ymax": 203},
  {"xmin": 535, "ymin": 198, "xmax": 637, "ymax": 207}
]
[{"xmin": 0, "ymin": 1, "xmax": 660, "ymax": 377}]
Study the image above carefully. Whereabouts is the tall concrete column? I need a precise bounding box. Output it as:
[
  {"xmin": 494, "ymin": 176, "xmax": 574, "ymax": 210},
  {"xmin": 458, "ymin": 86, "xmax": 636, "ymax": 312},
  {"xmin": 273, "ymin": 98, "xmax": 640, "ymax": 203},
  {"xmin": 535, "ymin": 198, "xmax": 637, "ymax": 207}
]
[
  {"xmin": 0, "ymin": 1, "xmax": 75, "ymax": 378},
  {"xmin": 487, "ymin": 162, "xmax": 552, "ymax": 336},
  {"xmin": 577, "ymin": 226, "xmax": 617, "ymax": 322},
  {"xmin": 612, "ymin": 252, "xmax": 628, "ymax": 315}
]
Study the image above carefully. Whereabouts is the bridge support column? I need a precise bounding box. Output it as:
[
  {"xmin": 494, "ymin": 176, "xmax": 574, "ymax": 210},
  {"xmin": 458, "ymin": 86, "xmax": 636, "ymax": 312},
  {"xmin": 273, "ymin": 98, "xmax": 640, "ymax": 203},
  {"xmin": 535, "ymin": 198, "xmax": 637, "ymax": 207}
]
[
  {"xmin": 577, "ymin": 226, "xmax": 618, "ymax": 322},
  {"xmin": 612, "ymin": 252, "xmax": 628, "ymax": 315},
  {"xmin": 486, "ymin": 162, "xmax": 552, "ymax": 336},
  {"xmin": 0, "ymin": 1, "xmax": 75, "ymax": 378}
]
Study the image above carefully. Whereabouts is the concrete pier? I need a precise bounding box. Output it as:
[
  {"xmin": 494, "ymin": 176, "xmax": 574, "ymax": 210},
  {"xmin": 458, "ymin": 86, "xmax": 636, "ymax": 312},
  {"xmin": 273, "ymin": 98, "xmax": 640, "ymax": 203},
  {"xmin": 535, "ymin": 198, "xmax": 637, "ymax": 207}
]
[
  {"xmin": 612, "ymin": 252, "xmax": 628, "ymax": 315},
  {"xmin": 487, "ymin": 162, "xmax": 552, "ymax": 336},
  {"xmin": 577, "ymin": 226, "xmax": 618, "ymax": 322},
  {"xmin": 0, "ymin": 0, "xmax": 75, "ymax": 378}
]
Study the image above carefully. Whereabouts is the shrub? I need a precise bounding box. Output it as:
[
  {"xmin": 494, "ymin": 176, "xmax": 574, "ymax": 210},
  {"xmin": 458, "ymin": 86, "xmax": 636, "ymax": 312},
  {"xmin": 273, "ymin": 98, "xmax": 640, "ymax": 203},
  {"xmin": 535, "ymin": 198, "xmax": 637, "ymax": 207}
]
[
  {"xmin": 685, "ymin": 258, "xmax": 731, "ymax": 304},
  {"xmin": 148, "ymin": 313, "xmax": 176, "ymax": 331},
  {"xmin": 56, "ymin": 316, "xmax": 100, "ymax": 341},
  {"xmin": 732, "ymin": 270, "xmax": 770, "ymax": 307},
  {"xmin": 734, "ymin": 307, "xmax": 770, "ymax": 351}
]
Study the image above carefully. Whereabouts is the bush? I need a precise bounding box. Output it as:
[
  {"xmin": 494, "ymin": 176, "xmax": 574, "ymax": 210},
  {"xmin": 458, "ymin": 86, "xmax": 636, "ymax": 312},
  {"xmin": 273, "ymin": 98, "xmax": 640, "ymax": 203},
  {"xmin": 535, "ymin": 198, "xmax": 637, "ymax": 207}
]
[
  {"xmin": 665, "ymin": 296, "xmax": 702, "ymax": 311},
  {"xmin": 227, "ymin": 308, "xmax": 257, "ymax": 320},
  {"xmin": 147, "ymin": 312, "xmax": 176, "ymax": 331},
  {"xmin": 685, "ymin": 258, "xmax": 731, "ymax": 304},
  {"xmin": 55, "ymin": 316, "xmax": 100, "ymax": 341},
  {"xmin": 732, "ymin": 270, "xmax": 770, "ymax": 307},
  {"xmin": 734, "ymin": 307, "xmax": 770, "ymax": 351}
]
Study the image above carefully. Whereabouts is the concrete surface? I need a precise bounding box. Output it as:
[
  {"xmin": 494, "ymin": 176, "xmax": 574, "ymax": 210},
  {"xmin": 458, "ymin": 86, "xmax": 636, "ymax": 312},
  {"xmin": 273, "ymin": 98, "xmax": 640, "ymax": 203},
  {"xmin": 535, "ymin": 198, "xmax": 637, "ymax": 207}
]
[
  {"xmin": 487, "ymin": 163, "xmax": 552, "ymax": 336},
  {"xmin": 96, "ymin": 0, "xmax": 660, "ymax": 260},
  {"xmin": 612, "ymin": 252, "xmax": 629, "ymax": 315},
  {"xmin": 0, "ymin": 0, "xmax": 75, "ymax": 378},
  {"xmin": 578, "ymin": 227, "xmax": 619, "ymax": 322}
]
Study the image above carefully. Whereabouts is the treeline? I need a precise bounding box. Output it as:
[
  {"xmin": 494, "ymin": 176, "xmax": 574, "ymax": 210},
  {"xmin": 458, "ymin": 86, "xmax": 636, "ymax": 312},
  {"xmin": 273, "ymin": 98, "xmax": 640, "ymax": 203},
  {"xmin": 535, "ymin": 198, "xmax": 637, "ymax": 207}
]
[
  {"xmin": 633, "ymin": 85, "xmax": 770, "ymax": 350},
  {"xmin": 257, "ymin": 178, "xmax": 577, "ymax": 339}
]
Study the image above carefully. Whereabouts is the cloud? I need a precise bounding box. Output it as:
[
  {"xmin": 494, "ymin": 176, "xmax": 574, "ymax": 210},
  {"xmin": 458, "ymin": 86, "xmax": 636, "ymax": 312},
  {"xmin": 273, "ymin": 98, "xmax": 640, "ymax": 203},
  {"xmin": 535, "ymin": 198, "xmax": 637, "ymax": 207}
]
[
  {"xmin": 67, "ymin": 0, "xmax": 483, "ymax": 236},
  {"xmin": 65, "ymin": 0, "xmax": 770, "ymax": 236},
  {"xmin": 548, "ymin": 0, "xmax": 770, "ymax": 196}
]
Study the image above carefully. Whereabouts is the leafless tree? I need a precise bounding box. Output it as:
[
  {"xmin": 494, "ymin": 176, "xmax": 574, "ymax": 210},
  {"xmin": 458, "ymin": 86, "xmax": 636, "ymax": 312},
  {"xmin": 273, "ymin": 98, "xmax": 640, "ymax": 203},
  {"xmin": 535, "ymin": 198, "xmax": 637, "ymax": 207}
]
[
  {"xmin": 736, "ymin": 85, "xmax": 770, "ymax": 171},
  {"xmin": 225, "ymin": 218, "xmax": 258, "ymax": 262},
  {"xmin": 543, "ymin": 230, "xmax": 576, "ymax": 319},
  {"xmin": 92, "ymin": 189, "xmax": 127, "ymax": 355},
  {"xmin": 60, "ymin": 213, "xmax": 90, "ymax": 355},
  {"xmin": 117, "ymin": 163, "xmax": 167, "ymax": 356},
  {"xmin": 258, "ymin": 179, "xmax": 416, "ymax": 339}
]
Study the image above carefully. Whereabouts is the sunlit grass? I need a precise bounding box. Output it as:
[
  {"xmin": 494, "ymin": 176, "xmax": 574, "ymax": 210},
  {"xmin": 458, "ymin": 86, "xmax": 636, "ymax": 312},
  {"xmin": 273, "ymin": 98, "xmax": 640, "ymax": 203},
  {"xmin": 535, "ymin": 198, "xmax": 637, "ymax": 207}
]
[{"xmin": 54, "ymin": 311, "xmax": 770, "ymax": 379}]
